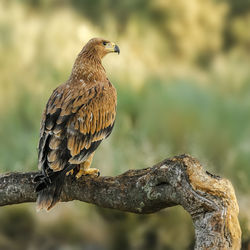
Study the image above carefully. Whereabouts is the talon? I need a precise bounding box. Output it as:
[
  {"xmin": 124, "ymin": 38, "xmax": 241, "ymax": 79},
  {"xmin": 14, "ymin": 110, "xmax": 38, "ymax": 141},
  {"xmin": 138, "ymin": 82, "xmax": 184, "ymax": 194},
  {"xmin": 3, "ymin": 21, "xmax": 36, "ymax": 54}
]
[
  {"xmin": 75, "ymin": 168, "xmax": 100, "ymax": 178},
  {"xmin": 85, "ymin": 168, "xmax": 100, "ymax": 178},
  {"xmin": 66, "ymin": 169, "xmax": 74, "ymax": 176},
  {"xmin": 75, "ymin": 170, "xmax": 84, "ymax": 179}
]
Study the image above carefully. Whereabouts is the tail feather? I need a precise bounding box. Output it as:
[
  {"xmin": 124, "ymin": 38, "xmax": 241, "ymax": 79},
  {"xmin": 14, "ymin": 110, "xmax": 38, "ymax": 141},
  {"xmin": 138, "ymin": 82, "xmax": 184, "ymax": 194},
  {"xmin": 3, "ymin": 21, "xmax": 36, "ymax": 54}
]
[
  {"xmin": 36, "ymin": 174, "xmax": 65, "ymax": 211},
  {"xmin": 34, "ymin": 164, "xmax": 77, "ymax": 211},
  {"xmin": 36, "ymin": 189, "xmax": 54, "ymax": 212}
]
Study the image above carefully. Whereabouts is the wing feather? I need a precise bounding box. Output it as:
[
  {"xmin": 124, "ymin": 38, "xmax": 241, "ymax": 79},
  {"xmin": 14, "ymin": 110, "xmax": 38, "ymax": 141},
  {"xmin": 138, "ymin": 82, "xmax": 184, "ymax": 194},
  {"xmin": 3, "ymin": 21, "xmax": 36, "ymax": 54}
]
[{"xmin": 38, "ymin": 81, "xmax": 116, "ymax": 174}]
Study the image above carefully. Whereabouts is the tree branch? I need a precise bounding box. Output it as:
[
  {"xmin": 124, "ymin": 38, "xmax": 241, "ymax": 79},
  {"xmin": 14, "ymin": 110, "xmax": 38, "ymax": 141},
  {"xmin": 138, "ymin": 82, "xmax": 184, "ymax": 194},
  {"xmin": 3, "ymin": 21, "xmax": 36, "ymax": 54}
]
[{"xmin": 0, "ymin": 154, "xmax": 241, "ymax": 249}]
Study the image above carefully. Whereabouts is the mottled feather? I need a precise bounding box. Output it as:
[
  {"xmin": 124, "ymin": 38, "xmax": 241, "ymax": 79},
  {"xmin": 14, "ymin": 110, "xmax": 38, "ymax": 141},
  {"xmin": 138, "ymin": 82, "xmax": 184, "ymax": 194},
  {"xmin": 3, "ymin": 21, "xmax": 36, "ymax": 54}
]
[
  {"xmin": 38, "ymin": 81, "xmax": 117, "ymax": 172},
  {"xmin": 35, "ymin": 38, "xmax": 119, "ymax": 210}
]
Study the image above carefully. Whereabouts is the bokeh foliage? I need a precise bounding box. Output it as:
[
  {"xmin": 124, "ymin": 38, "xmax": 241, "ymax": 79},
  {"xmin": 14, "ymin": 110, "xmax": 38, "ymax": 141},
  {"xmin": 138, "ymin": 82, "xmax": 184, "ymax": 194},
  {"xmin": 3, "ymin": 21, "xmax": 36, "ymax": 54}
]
[{"xmin": 0, "ymin": 0, "xmax": 250, "ymax": 249}]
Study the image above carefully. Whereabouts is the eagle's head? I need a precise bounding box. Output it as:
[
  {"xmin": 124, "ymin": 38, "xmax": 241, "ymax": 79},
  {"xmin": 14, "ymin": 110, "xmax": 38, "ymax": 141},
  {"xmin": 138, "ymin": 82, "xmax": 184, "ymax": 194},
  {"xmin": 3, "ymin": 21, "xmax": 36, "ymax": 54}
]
[{"xmin": 83, "ymin": 38, "xmax": 120, "ymax": 59}]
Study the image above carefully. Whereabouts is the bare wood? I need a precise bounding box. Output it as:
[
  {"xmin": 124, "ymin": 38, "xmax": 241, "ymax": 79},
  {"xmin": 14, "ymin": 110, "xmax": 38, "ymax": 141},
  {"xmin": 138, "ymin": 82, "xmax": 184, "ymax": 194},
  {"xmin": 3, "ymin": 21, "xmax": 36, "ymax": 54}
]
[{"xmin": 0, "ymin": 154, "xmax": 241, "ymax": 249}]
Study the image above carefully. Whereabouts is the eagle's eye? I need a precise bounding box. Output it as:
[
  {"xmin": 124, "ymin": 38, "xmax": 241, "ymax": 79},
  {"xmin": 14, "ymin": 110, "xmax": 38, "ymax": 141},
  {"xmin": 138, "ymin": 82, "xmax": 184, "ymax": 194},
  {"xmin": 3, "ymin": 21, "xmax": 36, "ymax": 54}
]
[{"xmin": 102, "ymin": 41, "xmax": 107, "ymax": 46}]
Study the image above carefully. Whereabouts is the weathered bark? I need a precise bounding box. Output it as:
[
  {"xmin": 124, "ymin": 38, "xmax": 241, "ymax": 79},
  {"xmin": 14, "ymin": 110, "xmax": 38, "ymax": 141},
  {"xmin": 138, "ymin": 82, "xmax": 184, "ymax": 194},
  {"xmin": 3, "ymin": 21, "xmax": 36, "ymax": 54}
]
[{"xmin": 0, "ymin": 154, "xmax": 241, "ymax": 249}]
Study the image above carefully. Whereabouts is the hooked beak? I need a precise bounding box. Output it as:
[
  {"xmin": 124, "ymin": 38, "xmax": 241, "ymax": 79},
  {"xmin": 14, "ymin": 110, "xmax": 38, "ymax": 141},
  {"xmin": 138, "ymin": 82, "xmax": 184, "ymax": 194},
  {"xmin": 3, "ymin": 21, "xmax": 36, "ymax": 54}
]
[
  {"xmin": 114, "ymin": 44, "xmax": 120, "ymax": 54},
  {"xmin": 106, "ymin": 42, "xmax": 120, "ymax": 54}
]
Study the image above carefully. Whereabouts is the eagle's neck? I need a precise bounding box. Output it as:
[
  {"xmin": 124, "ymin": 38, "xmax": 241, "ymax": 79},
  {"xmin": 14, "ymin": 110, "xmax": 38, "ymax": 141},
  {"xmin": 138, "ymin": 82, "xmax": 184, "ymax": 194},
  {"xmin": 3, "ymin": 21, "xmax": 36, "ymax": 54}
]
[{"xmin": 69, "ymin": 49, "xmax": 107, "ymax": 84}]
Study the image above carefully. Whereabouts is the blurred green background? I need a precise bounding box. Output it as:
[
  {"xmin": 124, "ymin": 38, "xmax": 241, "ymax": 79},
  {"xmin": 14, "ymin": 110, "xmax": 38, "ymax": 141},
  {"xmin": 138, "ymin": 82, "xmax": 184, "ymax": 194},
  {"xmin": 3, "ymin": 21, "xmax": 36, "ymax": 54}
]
[{"xmin": 0, "ymin": 0, "xmax": 250, "ymax": 249}]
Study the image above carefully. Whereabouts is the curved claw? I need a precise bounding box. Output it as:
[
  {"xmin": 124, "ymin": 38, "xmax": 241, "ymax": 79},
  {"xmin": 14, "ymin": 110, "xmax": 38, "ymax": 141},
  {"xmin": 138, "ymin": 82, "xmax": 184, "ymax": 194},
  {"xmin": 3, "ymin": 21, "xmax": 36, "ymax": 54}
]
[
  {"xmin": 66, "ymin": 169, "xmax": 74, "ymax": 176},
  {"xmin": 75, "ymin": 168, "xmax": 100, "ymax": 179}
]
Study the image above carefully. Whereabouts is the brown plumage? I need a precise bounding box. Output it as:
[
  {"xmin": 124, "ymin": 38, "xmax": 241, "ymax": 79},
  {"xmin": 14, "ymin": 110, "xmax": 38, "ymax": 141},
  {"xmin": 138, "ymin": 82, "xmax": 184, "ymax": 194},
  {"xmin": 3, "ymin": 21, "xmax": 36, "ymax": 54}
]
[{"xmin": 34, "ymin": 38, "xmax": 120, "ymax": 211}]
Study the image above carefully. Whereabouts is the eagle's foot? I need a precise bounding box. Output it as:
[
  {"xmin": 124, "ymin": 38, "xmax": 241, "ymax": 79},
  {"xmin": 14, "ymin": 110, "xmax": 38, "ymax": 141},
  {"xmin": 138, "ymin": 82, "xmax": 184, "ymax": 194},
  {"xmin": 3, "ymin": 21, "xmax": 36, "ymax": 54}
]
[
  {"xmin": 66, "ymin": 169, "xmax": 74, "ymax": 176},
  {"xmin": 75, "ymin": 168, "xmax": 100, "ymax": 179}
]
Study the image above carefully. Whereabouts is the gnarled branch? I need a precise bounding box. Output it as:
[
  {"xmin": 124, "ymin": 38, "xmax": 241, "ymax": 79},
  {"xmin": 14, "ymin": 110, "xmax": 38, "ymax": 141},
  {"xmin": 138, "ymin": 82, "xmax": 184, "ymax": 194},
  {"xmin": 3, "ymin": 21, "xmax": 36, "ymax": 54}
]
[{"xmin": 0, "ymin": 154, "xmax": 241, "ymax": 249}]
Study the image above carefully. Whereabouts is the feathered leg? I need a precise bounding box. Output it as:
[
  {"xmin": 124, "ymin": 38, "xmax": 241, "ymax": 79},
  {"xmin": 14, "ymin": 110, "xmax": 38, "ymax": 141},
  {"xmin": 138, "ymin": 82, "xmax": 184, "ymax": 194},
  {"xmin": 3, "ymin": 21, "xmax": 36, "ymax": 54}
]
[{"xmin": 75, "ymin": 153, "xmax": 100, "ymax": 179}]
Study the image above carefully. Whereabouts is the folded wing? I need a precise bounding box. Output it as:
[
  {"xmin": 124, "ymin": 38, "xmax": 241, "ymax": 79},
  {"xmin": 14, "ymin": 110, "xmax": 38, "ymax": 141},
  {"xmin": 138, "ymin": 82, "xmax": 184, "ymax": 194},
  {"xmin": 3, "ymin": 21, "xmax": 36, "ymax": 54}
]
[{"xmin": 38, "ymin": 81, "xmax": 116, "ymax": 179}]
